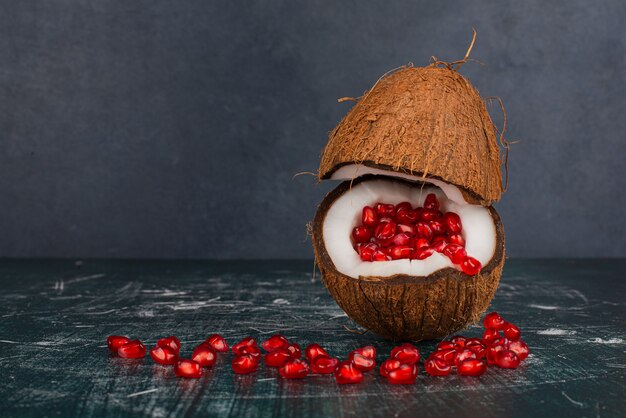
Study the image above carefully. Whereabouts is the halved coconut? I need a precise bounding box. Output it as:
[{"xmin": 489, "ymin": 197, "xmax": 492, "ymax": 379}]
[{"xmin": 312, "ymin": 175, "xmax": 505, "ymax": 341}]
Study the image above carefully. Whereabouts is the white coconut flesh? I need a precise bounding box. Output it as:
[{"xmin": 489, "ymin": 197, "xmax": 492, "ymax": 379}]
[{"xmin": 322, "ymin": 177, "xmax": 496, "ymax": 279}]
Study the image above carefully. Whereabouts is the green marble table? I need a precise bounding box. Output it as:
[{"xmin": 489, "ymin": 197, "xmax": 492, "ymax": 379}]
[{"xmin": 0, "ymin": 259, "xmax": 624, "ymax": 417}]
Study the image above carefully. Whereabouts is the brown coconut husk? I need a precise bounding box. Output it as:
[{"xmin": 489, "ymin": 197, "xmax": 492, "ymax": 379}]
[
  {"xmin": 318, "ymin": 35, "xmax": 505, "ymax": 206},
  {"xmin": 312, "ymin": 176, "xmax": 505, "ymax": 341}
]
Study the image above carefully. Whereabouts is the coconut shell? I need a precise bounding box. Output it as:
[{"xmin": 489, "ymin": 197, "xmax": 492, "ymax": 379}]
[
  {"xmin": 319, "ymin": 66, "xmax": 503, "ymax": 206},
  {"xmin": 312, "ymin": 177, "xmax": 505, "ymax": 341}
]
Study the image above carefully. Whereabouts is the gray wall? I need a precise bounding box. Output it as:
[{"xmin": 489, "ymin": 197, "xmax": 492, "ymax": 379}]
[{"xmin": 1, "ymin": 0, "xmax": 624, "ymax": 259}]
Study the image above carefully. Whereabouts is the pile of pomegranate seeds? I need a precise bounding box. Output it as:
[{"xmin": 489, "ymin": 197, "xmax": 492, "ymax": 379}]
[
  {"xmin": 352, "ymin": 194, "xmax": 481, "ymax": 275},
  {"xmin": 106, "ymin": 312, "xmax": 529, "ymax": 382}
]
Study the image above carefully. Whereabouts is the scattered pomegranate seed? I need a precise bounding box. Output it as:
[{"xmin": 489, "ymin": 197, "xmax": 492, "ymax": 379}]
[
  {"xmin": 349, "ymin": 352, "xmax": 376, "ymax": 372},
  {"xmin": 264, "ymin": 349, "xmax": 292, "ymax": 367},
  {"xmin": 232, "ymin": 354, "xmax": 259, "ymax": 374},
  {"xmin": 157, "ymin": 336, "xmax": 181, "ymax": 353},
  {"xmin": 450, "ymin": 335, "xmax": 467, "ymax": 349},
  {"xmin": 482, "ymin": 328, "xmax": 501, "ymax": 344},
  {"xmin": 304, "ymin": 344, "xmax": 329, "ymax": 362},
  {"xmin": 486, "ymin": 343, "xmax": 507, "ymax": 365},
  {"xmin": 436, "ymin": 340, "xmax": 456, "ymax": 351},
  {"xmin": 465, "ymin": 338, "xmax": 487, "ymax": 358},
  {"xmin": 424, "ymin": 193, "xmax": 439, "ymax": 210},
  {"xmin": 353, "ymin": 345, "xmax": 376, "ymax": 360},
  {"xmin": 424, "ymin": 357, "xmax": 452, "ymax": 376},
  {"xmin": 107, "ymin": 335, "xmax": 131, "ymax": 352},
  {"xmin": 390, "ymin": 343, "xmax": 420, "ymax": 364},
  {"xmin": 286, "ymin": 343, "xmax": 302, "ymax": 359},
  {"xmin": 117, "ymin": 340, "xmax": 146, "ymax": 359},
  {"xmin": 508, "ymin": 340, "xmax": 530, "ymax": 361},
  {"xmin": 232, "ymin": 337, "xmax": 257, "ymax": 353},
  {"xmin": 334, "ymin": 361, "xmax": 364, "ymax": 384},
  {"xmin": 454, "ymin": 349, "xmax": 477, "ymax": 366},
  {"xmin": 150, "ymin": 345, "xmax": 178, "ymax": 365},
  {"xmin": 483, "ymin": 312, "xmax": 506, "ymax": 330},
  {"xmin": 458, "ymin": 359, "xmax": 487, "ymax": 376},
  {"xmin": 503, "ymin": 323, "xmax": 521, "ymax": 341},
  {"xmin": 380, "ymin": 358, "xmax": 402, "ymax": 378},
  {"xmin": 443, "ymin": 212, "xmax": 462, "ymax": 233},
  {"xmin": 261, "ymin": 334, "xmax": 289, "ymax": 352},
  {"xmin": 311, "ymin": 355, "xmax": 339, "ymax": 374},
  {"xmin": 496, "ymin": 350, "xmax": 521, "ymax": 369},
  {"xmin": 234, "ymin": 344, "xmax": 261, "ymax": 360},
  {"xmin": 362, "ymin": 206, "xmax": 378, "ymax": 227},
  {"xmin": 175, "ymin": 359, "xmax": 202, "ymax": 378},
  {"xmin": 352, "ymin": 226, "xmax": 372, "ymax": 244},
  {"xmin": 461, "ymin": 256, "xmax": 482, "ymax": 275},
  {"xmin": 386, "ymin": 363, "xmax": 418, "ymax": 384},
  {"xmin": 279, "ymin": 359, "xmax": 310, "ymax": 379},
  {"xmin": 431, "ymin": 347, "xmax": 457, "ymax": 366},
  {"xmin": 191, "ymin": 344, "xmax": 217, "ymax": 367},
  {"xmin": 205, "ymin": 334, "xmax": 229, "ymax": 352}
]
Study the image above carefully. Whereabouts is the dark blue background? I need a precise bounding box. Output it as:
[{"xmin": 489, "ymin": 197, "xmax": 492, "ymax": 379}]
[{"xmin": 1, "ymin": 1, "xmax": 624, "ymax": 258}]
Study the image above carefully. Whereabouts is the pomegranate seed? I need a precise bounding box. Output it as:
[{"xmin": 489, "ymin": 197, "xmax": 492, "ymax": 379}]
[
  {"xmin": 311, "ymin": 355, "xmax": 339, "ymax": 374},
  {"xmin": 362, "ymin": 206, "xmax": 378, "ymax": 227},
  {"xmin": 279, "ymin": 359, "xmax": 310, "ymax": 379},
  {"xmin": 443, "ymin": 212, "xmax": 462, "ymax": 233},
  {"xmin": 424, "ymin": 357, "xmax": 452, "ymax": 376},
  {"xmin": 443, "ymin": 244, "xmax": 467, "ymax": 264},
  {"xmin": 358, "ymin": 243, "xmax": 378, "ymax": 261},
  {"xmin": 420, "ymin": 208, "xmax": 441, "ymax": 221},
  {"xmin": 376, "ymin": 203, "xmax": 395, "ymax": 218},
  {"xmin": 107, "ymin": 335, "xmax": 130, "ymax": 352},
  {"xmin": 415, "ymin": 222, "xmax": 433, "ymax": 241},
  {"xmin": 353, "ymin": 345, "xmax": 376, "ymax": 359},
  {"xmin": 349, "ymin": 352, "xmax": 376, "ymax": 372},
  {"xmin": 431, "ymin": 236, "xmax": 448, "ymax": 252},
  {"xmin": 436, "ymin": 340, "xmax": 456, "ymax": 351},
  {"xmin": 503, "ymin": 323, "xmax": 521, "ymax": 341},
  {"xmin": 395, "ymin": 209, "xmax": 418, "ymax": 224},
  {"xmin": 386, "ymin": 363, "xmax": 418, "ymax": 384},
  {"xmin": 390, "ymin": 343, "xmax": 420, "ymax": 364},
  {"xmin": 458, "ymin": 359, "xmax": 487, "ymax": 376},
  {"xmin": 454, "ymin": 349, "xmax": 477, "ymax": 366},
  {"xmin": 372, "ymin": 250, "xmax": 391, "ymax": 261},
  {"xmin": 264, "ymin": 348, "xmax": 292, "ymax": 367},
  {"xmin": 150, "ymin": 345, "xmax": 178, "ymax": 365},
  {"xmin": 429, "ymin": 219, "xmax": 446, "ymax": 236},
  {"xmin": 334, "ymin": 361, "xmax": 364, "ymax": 384},
  {"xmin": 380, "ymin": 358, "xmax": 402, "ymax": 378},
  {"xmin": 431, "ymin": 347, "xmax": 457, "ymax": 365},
  {"xmin": 396, "ymin": 224, "xmax": 416, "ymax": 236},
  {"xmin": 424, "ymin": 193, "xmax": 439, "ymax": 210},
  {"xmin": 461, "ymin": 256, "xmax": 482, "ymax": 275},
  {"xmin": 395, "ymin": 202, "xmax": 412, "ymax": 213},
  {"xmin": 465, "ymin": 338, "xmax": 487, "ymax": 358},
  {"xmin": 374, "ymin": 221, "xmax": 396, "ymax": 241},
  {"xmin": 232, "ymin": 354, "xmax": 259, "ymax": 374},
  {"xmin": 175, "ymin": 359, "xmax": 202, "ymax": 378},
  {"xmin": 508, "ymin": 340, "xmax": 530, "ymax": 361},
  {"xmin": 261, "ymin": 334, "xmax": 289, "ymax": 352},
  {"xmin": 192, "ymin": 344, "xmax": 217, "ymax": 367},
  {"xmin": 304, "ymin": 344, "xmax": 329, "ymax": 361},
  {"xmin": 390, "ymin": 245, "xmax": 412, "ymax": 260},
  {"xmin": 157, "ymin": 336, "xmax": 181, "ymax": 353},
  {"xmin": 450, "ymin": 335, "xmax": 467, "ymax": 348},
  {"xmin": 117, "ymin": 340, "xmax": 146, "ymax": 359},
  {"xmin": 235, "ymin": 344, "xmax": 261, "ymax": 360},
  {"xmin": 486, "ymin": 344, "xmax": 507, "ymax": 365},
  {"xmin": 286, "ymin": 343, "xmax": 302, "ymax": 359},
  {"xmin": 413, "ymin": 246, "xmax": 434, "ymax": 260},
  {"xmin": 489, "ymin": 336, "xmax": 510, "ymax": 348},
  {"xmin": 352, "ymin": 226, "xmax": 372, "ymax": 244},
  {"xmin": 448, "ymin": 233, "xmax": 465, "ymax": 246},
  {"xmin": 496, "ymin": 350, "xmax": 521, "ymax": 369},
  {"xmin": 413, "ymin": 237, "xmax": 430, "ymax": 250},
  {"xmin": 483, "ymin": 312, "xmax": 506, "ymax": 330},
  {"xmin": 482, "ymin": 328, "xmax": 501, "ymax": 344},
  {"xmin": 392, "ymin": 232, "xmax": 411, "ymax": 247},
  {"xmin": 232, "ymin": 337, "xmax": 257, "ymax": 353},
  {"xmin": 205, "ymin": 334, "xmax": 229, "ymax": 352}
]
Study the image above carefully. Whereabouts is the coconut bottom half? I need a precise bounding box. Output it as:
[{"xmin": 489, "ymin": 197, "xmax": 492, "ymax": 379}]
[{"xmin": 312, "ymin": 175, "xmax": 505, "ymax": 341}]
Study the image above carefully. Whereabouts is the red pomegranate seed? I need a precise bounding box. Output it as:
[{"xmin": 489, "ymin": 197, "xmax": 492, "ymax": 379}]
[
  {"xmin": 436, "ymin": 340, "xmax": 456, "ymax": 351},
  {"xmin": 286, "ymin": 343, "xmax": 302, "ymax": 359},
  {"xmin": 429, "ymin": 219, "xmax": 446, "ymax": 236},
  {"xmin": 358, "ymin": 243, "xmax": 378, "ymax": 261},
  {"xmin": 175, "ymin": 359, "xmax": 202, "ymax": 378},
  {"xmin": 311, "ymin": 355, "xmax": 339, "ymax": 374},
  {"xmin": 390, "ymin": 343, "xmax": 420, "ymax": 364},
  {"xmin": 413, "ymin": 246, "xmax": 434, "ymax": 260},
  {"xmin": 413, "ymin": 237, "xmax": 430, "ymax": 250},
  {"xmin": 279, "ymin": 359, "xmax": 310, "ymax": 379},
  {"xmin": 508, "ymin": 340, "xmax": 529, "ymax": 361},
  {"xmin": 362, "ymin": 206, "xmax": 378, "ymax": 227},
  {"xmin": 234, "ymin": 344, "xmax": 261, "ymax": 360},
  {"xmin": 486, "ymin": 344, "xmax": 507, "ymax": 365},
  {"xmin": 503, "ymin": 323, "xmax": 521, "ymax": 341},
  {"xmin": 443, "ymin": 212, "xmax": 462, "ymax": 233},
  {"xmin": 431, "ymin": 347, "xmax": 457, "ymax": 365},
  {"xmin": 157, "ymin": 336, "xmax": 181, "ymax": 353},
  {"xmin": 482, "ymin": 328, "xmax": 501, "ymax": 344},
  {"xmin": 443, "ymin": 244, "xmax": 467, "ymax": 264},
  {"xmin": 395, "ymin": 209, "xmax": 418, "ymax": 224},
  {"xmin": 420, "ymin": 208, "xmax": 441, "ymax": 221},
  {"xmin": 264, "ymin": 349, "xmax": 292, "ymax": 367},
  {"xmin": 261, "ymin": 334, "xmax": 289, "ymax": 352},
  {"xmin": 396, "ymin": 224, "xmax": 416, "ymax": 236},
  {"xmin": 461, "ymin": 256, "xmax": 482, "ymax": 275},
  {"xmin": 483, "ymin": 312, "xmax": 506, "ymax": 330},
  {"xmin": 415, "ymin": 222, "xmax": 433, "ymax": 241},
  {"xmin": 232, "ymin": 354, "xmax": 259, "ymax": 374},
  {"xmin": 374, "ymin": 221, "xmax": 396, "ymax": 241},
  {"xmin": 107, "ymin": 335, "xmax": 131, "ymax": 352},
  {"xmin": 349, "ymin": 352, "xmax": 376, "ymax": 372},
  {"xmin": 390, "ymin": 245, "xmax": 412, "ymax": 260},
  {"xmin": 372, "ymin": 250, "xmax": 391, "ymax": 261},
  {"xmin": 205, "ymin": 334, "xmax": 229, "ymax": 352},
  {"xmin": 450, "ymin": 335, "xmax": 467, "ymax": 348},
  {"xmin": 352, "ymin": 226, "xmax": 372, "ymax": 244},
  {"xmin": 353, "ymin": 345, "xmax": 376, "ymax": 359},
  {"xmin": 424, "ymin": 357, "xmax": 452, "ymax": 376},
  {"xmin": 150, "ymin": 345, "xmax": 178, "ymax": 365},
  {"xmin": 496, "ymin": 350, "xmax": 521, "ymax": 369},
  {"xmin": 448, "ymin": 233, "xmax": 465, "ymax": 246},
  {"xmin": 458, "ymin": 359, "xmax": 487, "ymax": 376},
  {"xmin": 465, "ymin": 338, "xmax": 487, "ymax": 358},
  {"xmin": 192, "ymin": 344, "xmax": 217, "ymax": 367},
  {"xmin": 380, "ymin": 358, "xmax": 402, "ymax": 378},
  {"xmin": 431, "ymin": 236, "xmax": 448, "ymax": 252},
  {"xmin": 386, "ymin": 363, "xmax": 418, "ymax": 384},
  {"xmin": 117, "ymin": 340, "xmax": 146, "ymax": 359},
  {"xmin": 454, "ymin": 349, "xmax": 477, "ymax": 366},
  {"xmin": 376, "ymin": 203, "xmax": 395, "ymax": 218},
  {"xmin": 334, "ymin": 361, "xmax": 364, "ymax": 384},
  {"xmin": 232, "ymin": 337, "xmax": 257, "ymax": 353},
  {"xmin": 304, "ymin": 344, "xmax": 329, "ymax": 361},
  {"xmin": 424, "ymin": 193, "xmax": 439, "ymax": 210},
  {"xmin": 395, "ymin": 202, "xmax": 412, "ymax": 213},
  {"xmin": 392, "ymin": 232, "xmax": 411, "ymax": 247}
]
